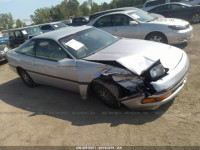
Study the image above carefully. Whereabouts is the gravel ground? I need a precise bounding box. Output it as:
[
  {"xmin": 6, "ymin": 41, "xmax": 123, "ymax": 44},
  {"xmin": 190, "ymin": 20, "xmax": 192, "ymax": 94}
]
[{"xmin": 0, "ymin": 24, "xmax": 200, "ymax": 146}]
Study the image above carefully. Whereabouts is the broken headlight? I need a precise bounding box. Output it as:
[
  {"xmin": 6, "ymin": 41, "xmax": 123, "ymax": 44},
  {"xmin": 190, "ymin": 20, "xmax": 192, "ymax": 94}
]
[
  {"xmin": 141, "ymin": 60, "xmax": 168, "ymax": 82},
  {"xmin": 150, "ymin": 64, "xmax": 165, "ymax": 79}
]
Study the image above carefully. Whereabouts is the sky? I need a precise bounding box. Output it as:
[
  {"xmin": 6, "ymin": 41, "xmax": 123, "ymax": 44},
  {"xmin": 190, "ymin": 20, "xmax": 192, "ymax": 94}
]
[{"xmin": 0, "ymin": 0, "xmax": 112, "ymax": 24}]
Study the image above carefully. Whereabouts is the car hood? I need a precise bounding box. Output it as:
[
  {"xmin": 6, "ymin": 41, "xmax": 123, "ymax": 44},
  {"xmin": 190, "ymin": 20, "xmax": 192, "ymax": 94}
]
[
  {"xmin": 149, "ymin": 18, "xmax": 189, "ymax": 26},
  {"xmin": 84, "ymin": 39, "xmax": 183, "ymax": 75}
]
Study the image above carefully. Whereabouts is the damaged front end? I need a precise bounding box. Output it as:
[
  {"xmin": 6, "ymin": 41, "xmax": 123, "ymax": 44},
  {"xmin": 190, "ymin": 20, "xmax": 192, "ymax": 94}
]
[{"xmin": 99, "ymin": 53, "xmax": 188, "ymax": 110}]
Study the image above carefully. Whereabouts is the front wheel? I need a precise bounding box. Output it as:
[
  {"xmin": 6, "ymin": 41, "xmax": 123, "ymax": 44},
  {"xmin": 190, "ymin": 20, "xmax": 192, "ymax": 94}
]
[
  {"xmin": 92, "ymin": 79, "xmax": 123, "ymax": 108},
  {"xmin": 146, "ymin": 32, "xmax": 168, "ymax": 44},
  {"xmin": 18, "ymin": 68, "xmax": 36, "ymax": 87},
  {"xmin": 191, "ymin": 14, "xmax": 200, "ymax": 24}
]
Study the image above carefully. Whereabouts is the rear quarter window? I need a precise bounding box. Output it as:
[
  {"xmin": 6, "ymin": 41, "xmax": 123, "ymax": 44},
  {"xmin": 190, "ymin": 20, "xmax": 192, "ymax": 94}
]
[{"xmin": 15, "ymin": 40, "xmax": 35, "ymax": 56}]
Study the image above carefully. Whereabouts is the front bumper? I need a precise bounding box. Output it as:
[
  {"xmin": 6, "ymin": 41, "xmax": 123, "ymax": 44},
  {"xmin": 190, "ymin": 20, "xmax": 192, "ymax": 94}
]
[
  {"xmin": 121, "ymin": 75, "xmax": 187, "ymax": 110},
  {"xmin": 166, "ymin": 25, "xmax": 193, "ymax": 44},
  {"xmin": 120, "ymin": 51, "xmax": 189, "ymax": 110}
]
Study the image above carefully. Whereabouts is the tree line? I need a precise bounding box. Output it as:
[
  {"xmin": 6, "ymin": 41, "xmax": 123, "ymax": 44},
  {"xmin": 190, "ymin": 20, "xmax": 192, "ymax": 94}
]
[{"xmin": 0, "ymin": 0, "xmax": 145, "ymax": 30}]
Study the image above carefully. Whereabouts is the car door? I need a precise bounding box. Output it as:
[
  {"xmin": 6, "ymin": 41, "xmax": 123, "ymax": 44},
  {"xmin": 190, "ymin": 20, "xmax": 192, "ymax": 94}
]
[
  {"xmin": 14, "ymin": 39, "xmax": 36, "ymax": 72},
  {"xmin": 15, "ymin": 30, "xmax": 26, "ymax": 47},
  {"xmin": 167, "ymin": 4, "xmax": 190, "ymax": 20},
  {"xmin": 111, "ymin": 14, "xmax": 142, "ymax": 39},
  {"xmin": 34, "ymin": 39, "xmax": 79, "ymax": 92},
  {"xmin": 149, "ymin": 5, "xmax": 170, "ymax": 17},
  {"xmin": 8, "ymin": 31, "xmax": 16, "ymax": 48},
  {"xmin": 93, "ymin": 15, "xmax": 115, "ymax": 35}
]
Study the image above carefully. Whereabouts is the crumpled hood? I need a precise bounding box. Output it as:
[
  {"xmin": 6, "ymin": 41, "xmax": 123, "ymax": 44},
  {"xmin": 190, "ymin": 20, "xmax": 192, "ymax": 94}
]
[
  {"xmin": 84, "ymin": 39, "xmax": 183, "ymax": 75},
  {"xmin": 149, "ymin": 18, "xmax": 189, "ymax": 26}
]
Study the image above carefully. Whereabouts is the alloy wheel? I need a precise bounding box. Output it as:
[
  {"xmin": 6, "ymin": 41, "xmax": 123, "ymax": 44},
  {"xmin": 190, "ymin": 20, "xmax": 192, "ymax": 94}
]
[
  {"xmin": 94, "ymin": 85, "xmax": 114, "ymax": 105},
  {"xmin": 192, "ymin": 14, "xmax": 200, "ymax": 23},
  {"xmin": 149, "ymin": 36, "xmax": 163, "ymax": 43}
]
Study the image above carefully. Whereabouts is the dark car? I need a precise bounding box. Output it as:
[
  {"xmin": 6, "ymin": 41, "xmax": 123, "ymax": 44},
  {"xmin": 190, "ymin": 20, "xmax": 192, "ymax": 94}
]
[
  {"xmin": 8, "ymin": 26, "xmax": 43, "ymax": 49},
  {"xmin": 67, "ymin": 16, "xmax": 89, "ymax": 26},
  {"xmin": 89, "ymin": 7, "xmax": 164, "ymax": 22},
  {"xmin": 0, "ymin": 31, "xmax": 10, "ymax": 48},
  {"xmin": 39, "ymin": 22, "xmax": 68, "ymax": 33},
  {"xmin": 148, "ymin": 3, "xmax": 200, "ymax": 23}
]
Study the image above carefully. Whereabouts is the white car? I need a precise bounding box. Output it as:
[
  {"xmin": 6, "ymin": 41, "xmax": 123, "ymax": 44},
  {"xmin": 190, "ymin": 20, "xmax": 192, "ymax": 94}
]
[
  {"xmin": 143, "ymin": 0, "xmax": 200, "ymax": 11},
  {"xmin": 6, "ymin": 26, "xmax": 189, "ymax": 110},
  {"xmin": 87, "ymin": 9, "xmax": 193, "ymax": 44}
]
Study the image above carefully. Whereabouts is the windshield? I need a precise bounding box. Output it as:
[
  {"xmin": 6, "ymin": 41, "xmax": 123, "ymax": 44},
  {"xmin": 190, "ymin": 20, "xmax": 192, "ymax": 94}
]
[
  {"xmin": 129, "ymin": 10, "xmax": 155, "ymax": 22},
  {"xmin": 22, "ymin": 27, "xmax": 43, "ymax": 36},
  {"xmin": 59, "ymin": 28, "xmax": 119, "ymax": 59},
  {"xmin": 53, "ymin": 23, "xmax": 67, "ymax": 29}
]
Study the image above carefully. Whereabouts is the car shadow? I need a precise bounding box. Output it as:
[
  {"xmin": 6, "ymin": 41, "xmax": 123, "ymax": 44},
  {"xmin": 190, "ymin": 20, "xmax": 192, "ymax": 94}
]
[
  {"xmin": 0, "ymin": 61, "xmax": 7, "ymax": 66},
  {"xmin": 173, "ymin": 42, "xmax": 187, "ymax": 49},
  {"xmin": 0, "ymin": 78, "xmax": 173, "ymax": 127}
]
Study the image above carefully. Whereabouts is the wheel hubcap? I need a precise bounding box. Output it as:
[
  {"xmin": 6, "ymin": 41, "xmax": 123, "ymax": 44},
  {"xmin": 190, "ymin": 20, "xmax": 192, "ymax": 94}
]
[
  {"xmin": 21, "ymin": 72, "xmax": 30, "ymax": 82},
  {"xmin": 192, "ymin": 14, "xmax": 200, "ymax": 23},
  {"xmin": 149, "ymin": 36, "xmax": 163, "ymax": 43},
  {"xmin": 95, "ymin": 86, "xmax": 113, "ymax": 104}
]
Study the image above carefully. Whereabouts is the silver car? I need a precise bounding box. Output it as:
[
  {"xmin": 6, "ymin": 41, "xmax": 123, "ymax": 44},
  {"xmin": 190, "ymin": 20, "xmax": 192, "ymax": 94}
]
[
  {"xmin": 7, "ymin": 26, "xmax": 189, "ymax": 110},
  {"xmin": 87, "ymin": 9, "xmax": 193, "ymax": 44}
]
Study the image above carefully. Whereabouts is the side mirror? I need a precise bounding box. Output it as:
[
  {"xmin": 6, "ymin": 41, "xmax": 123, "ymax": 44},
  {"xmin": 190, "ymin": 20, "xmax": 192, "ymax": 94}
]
[
  {"xmin": 57, "ymin": 59, "xmax": 76, "ymax": 67},
  {"xmin": 129, "ymin": 21, "xmax": 139, "ymax": 26}
]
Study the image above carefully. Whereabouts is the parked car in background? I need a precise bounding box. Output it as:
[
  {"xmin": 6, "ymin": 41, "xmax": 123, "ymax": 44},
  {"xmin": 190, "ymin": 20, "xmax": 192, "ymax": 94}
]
[
  {"xmin": 88, "ymin": 9, "xmax": 193, "ymax": 44},
  {"xmin": 0, "ymin": 45, "xmax": 9, "ymax": 62},
  {"xmin": 67, "ymin": 16, "xmax": 89, "ymax": 26},
  {"xmin": 39, "ymin": 22, "xmax": 68, "ymax": 33},
  {"xmin": 0, "ymin": 31, "xmax": 10, "ymax": 48},
  {"xmin": 6, "ymin": 26, "xmax": 189, "ymax": 110},
  {"xmin": 143, "ymin": 0, "xmax": 200, "ymax": 11},
  {"xmin": 8, "ymin": 26, "xmax": 43, "ymax": 49},
  {"xmin": 148, "ymin": 3, "xmax": 200, "ymax": 23},
  {"xmin": 89, "ymin": 7, "xmax": 164, "ymax": 22}
]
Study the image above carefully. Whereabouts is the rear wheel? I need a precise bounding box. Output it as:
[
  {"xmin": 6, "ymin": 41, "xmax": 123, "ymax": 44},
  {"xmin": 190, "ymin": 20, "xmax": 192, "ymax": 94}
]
[
  {"xmin": 18, "ymin": 68, "xmax": 36, "ymax": 87},
  {"xmin": 92, "ymin": 79, "xmax": 123, "ymax": 108},
  {"xmin": 146, "ymin": 32, "xmax": 168, "ymax": 44},
  {"xmin": 191, "ymin": 13, "xmax": 200, "ymax": 24}
]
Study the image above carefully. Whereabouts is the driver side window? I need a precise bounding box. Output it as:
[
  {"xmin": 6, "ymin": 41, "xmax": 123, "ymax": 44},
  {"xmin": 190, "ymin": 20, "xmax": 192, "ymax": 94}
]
[
  {"xmin": 36, "ymin": 40, "xmax": 70, "ymax": 61},
  {"xmin": 94, "ymin": 15, "xmax": 113, "ymax": 27},
  {"xmin": 169, "ymin": 4, "xmax": 184, "ymax": 10},
  {"xmin": 113, "ymin": 14, "xmax": 133, "ymax": 26}
]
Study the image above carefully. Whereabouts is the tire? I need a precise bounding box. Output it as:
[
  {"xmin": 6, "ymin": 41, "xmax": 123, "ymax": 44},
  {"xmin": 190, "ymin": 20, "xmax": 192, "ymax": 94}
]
[
  {"xmin": 92, "ymin": 79, "xmax": 123, "ymax": 108},
  {"xmin": 191, "ymin": 13, "xmax": 200, "ymax": 24},
  {"xmin": 146, "ymin": 32, "xmax": 168, "ymax": 44},
  {"xmin": 18, "ymin": 68, "xmax": 36, "ymax": 88}
]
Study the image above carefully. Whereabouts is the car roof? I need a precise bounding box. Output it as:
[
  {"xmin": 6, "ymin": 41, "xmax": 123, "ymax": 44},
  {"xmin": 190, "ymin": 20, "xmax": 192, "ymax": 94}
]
[
  {"xmin": 89, "ymin": 7, "xmax": 138, "ymax": 20},
  {"xmin": 32, "ymin": 26, "xmax": 92, "ymax": 41},
  {"xmin": 39, "ymin": 21, "xmax": 65, "ymax": 26},
  {"xmin": 92, "ymin": 10, "xmax": 137, "ymax": 19},
  {"xmin": 145, "ymin": 0, "xmax": 159, "ymax": 3},
  {"xmin": 91, "ymin": 7, "xmax": 137, "ymax": 15},
  {"xmin": 8, "ymin": 25, "xmax": 40, "ymax": 32},
  {"xmin": 151, "ymin": 2, "xmax": 191, "ymax": 8}
]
